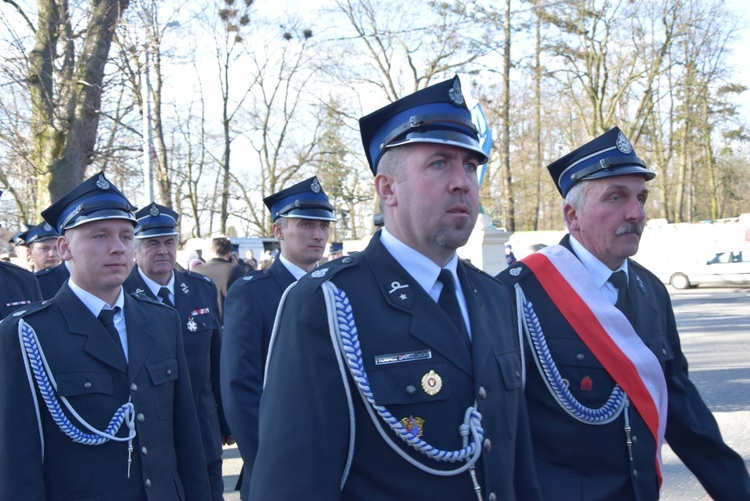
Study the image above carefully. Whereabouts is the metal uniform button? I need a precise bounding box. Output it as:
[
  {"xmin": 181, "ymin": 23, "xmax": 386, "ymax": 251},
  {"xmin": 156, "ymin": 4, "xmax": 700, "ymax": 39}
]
[
  {"xmin": 342, "ymin": 257, "xmax": 352, "ymax": 264},
  {"xmin": 633, "ymin": 469, "xmax": 639, "ymax": 478},
  {"xmin": 576, "ymin": 353, "xmax": 585, "ymax": 361},
  {"xmin": 130, "ymin": 383, "xmax": 138, "ymax": 391},
  {"xmin": 632, "ymin": 435, "xmax": 638, "ymax": 444},
  {"xmin": 166, "ymin": 369, "xmax": 172, "ymax": 376},
  {"xmin": 515, "ymin": 370, "xmax": 521, "ymax": 379},
  {"xmin": 478, "ymin": 387, "xmax": 487, "ymax": 399},
  {"xmin": 489, "ymin": 493, "xmax": 497, "ymax": 501},
  {"xmin": 141, "ymin": 446, "xmax": 148, "ymax": 455},
  {"xmin": 405, "ymin": 385, "xmax": 417, "ymax": 395},
  {"xmin": 145, "ymin": 479, "xmax": 151, "ymax": 488},
  {"xmin": 84, "ymin": 381, "xmax": 92, "ymax": 389},
  {"xmin": 662, "ymin": 348, "xmax": 667, "ymax": 356},
  {"xmin": 483, "ymin": 438, "xmax": 492, "ymax": 452},
  {"xmin": 137, "ymin": 413, "xmax": 145, "ymax": 422}
]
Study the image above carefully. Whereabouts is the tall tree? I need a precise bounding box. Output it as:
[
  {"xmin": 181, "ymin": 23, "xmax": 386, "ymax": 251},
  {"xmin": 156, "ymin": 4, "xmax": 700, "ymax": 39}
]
[{"xmin": 25, "ymin": 0, "xmax": 130, "ymax": 209}]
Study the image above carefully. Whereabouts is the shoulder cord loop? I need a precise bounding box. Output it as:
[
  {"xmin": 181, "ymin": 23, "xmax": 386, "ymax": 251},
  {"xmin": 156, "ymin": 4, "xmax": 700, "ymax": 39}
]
[
  {"xmin": 320, "ymin": 281, "xmax": 483, "ymax": 480},
  {"xmin": 513, "ymin": 284, "xmax": 627, "ymax": 425},
  {"xmin": 18, "ymin": 319, "xmax": 136, "ymax": 462}
]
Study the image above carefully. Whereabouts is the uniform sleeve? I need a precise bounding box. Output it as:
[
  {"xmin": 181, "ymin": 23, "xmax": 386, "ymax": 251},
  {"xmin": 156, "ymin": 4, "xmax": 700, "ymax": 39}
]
[
  {"xmin": 661, "ymin": 292, "xmax": 750, "ymax": 498},
  {"xmin": 207, "ymin": 285, "xmax": 229, "ymax": 437},
  {"xmin": 0, "ymin": 317, "xmax": 46, "ymax": 500},
  {"xmin": 248, "ymin": 282, "xmax": 350, "ymax": 499},
  {"xmin": 220, "ymin": 281, "xmax": 264, "ymax": 470}
]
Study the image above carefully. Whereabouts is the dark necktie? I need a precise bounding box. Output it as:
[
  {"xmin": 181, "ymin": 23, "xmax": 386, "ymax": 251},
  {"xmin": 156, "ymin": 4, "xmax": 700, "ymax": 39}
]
[
  {"xmin": 438, "ymin": 269, "xmax": 469, "ymax": 339},
  {"xmin": 98, "ymin": 307, "xmax": 124, "ymax": 355},
  {"xmin": 608, "ymin": 271, "xmax": 633, "ymax": 323},
  {"xmin": 158, "ymin": 287, "xmax": 174, "ymax": 307}
]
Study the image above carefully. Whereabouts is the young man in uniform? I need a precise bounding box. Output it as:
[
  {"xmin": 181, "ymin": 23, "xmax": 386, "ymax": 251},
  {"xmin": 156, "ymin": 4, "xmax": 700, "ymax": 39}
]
[
  {"xmin": 248, "ymin": 77, "xmax": 540, "ymax": 500},
  {"xmin": 0, "ymin": 172, "xmax": 210, "ymax": 500},
  {"xmin": 221, "ymin": 176, "xmax": 336, "ymax": 499}
]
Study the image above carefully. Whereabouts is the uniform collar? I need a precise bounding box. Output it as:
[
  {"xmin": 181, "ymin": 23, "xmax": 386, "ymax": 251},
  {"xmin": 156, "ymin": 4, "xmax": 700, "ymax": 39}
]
[
  {"xmin": 68, "ymin": 279, "xmax": 125, "ymax": 316},
  {"xmin": 278, "ymin": 254, "xmax": 310, "ymax": 280},
  {"xmin": 137, "ymin": 266, "xmax": 175, "ymax": 297}
]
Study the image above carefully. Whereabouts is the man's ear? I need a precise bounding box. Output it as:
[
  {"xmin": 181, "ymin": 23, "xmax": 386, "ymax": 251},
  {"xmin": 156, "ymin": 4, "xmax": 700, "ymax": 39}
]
[
  {"xmin": 272, "ymin": 223, "xmax": 284, "ymax": 241},
  {"xmin": 375, "ymin": 173, "xmax": 397, "ymax": 208},
  {"xmin": 563, "ymin": 203, "xmax": 579, "ymax": 232},
  {"xmin": 57, "ymin": 234, "xmax": 73, "ymax": 261}
]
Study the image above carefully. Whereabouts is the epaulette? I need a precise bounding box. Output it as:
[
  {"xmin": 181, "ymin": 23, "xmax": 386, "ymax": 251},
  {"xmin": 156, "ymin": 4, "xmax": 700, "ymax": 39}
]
[
  {"xmin": 129, "ymin": 289, "xmax": 164, "ymax": 306},
  {"xmin": 35, "ymin": 266, "xmax": 54, "ymax": 277},
  {"xmin": 302, "ymin": 254, "xmax": 359, "ymax": 289},
  {"xmin": 184, "ymin": 269, "xmax": 214, "ymax": 284},
  {"xmin": 237, "ymin": 269, "xmax": 273, "ymax": 285},
  {"xmin": 496, "ymin": 260, "xmax": 533, "ymax": 285},
  {"xmin": 2, "ymin": 299, "xmax": 53, "ymax": 323}
]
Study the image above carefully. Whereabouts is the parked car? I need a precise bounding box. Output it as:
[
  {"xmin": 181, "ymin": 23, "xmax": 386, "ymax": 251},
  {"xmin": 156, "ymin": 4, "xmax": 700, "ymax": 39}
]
[{"xmin": 669, "ymin": 250, "xmax": 750, "ymax": 289}]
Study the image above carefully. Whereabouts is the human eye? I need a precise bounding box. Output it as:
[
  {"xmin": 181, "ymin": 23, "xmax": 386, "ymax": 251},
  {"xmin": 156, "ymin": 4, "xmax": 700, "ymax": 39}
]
[
  {"xmin": 433, "ymin": 159, "xmax": 447, "ymax": 169},
  {"xmin": 464, "ymin": 161, "xmax": 478, "ymax": 173}
]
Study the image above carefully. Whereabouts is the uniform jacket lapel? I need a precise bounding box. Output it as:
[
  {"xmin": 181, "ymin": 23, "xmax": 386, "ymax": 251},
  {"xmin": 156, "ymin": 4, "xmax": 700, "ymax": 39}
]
[
  {"xmin": 456, "ymin": 263, "xmax": 493, "ymax": 374},
  {"xmin": 365, "ymin": 235, "xmax": 473, "ymax": 376},
  {"xmin": 55, "ymin": 284, "xmax": 128, "ymax": 374}
]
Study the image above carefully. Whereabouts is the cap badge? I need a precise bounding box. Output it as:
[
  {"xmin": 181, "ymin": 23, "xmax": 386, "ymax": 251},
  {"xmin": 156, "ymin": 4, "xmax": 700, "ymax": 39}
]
[
  {"xmin": 421, "ymin": 370, "xmax": 443, "ymax": 396},
  {"xmin": 616, "ymin": 131, "xmax": 633, "ymax": 154},
  {"xmin": 310, "ymin": 178, "xmax": 321, "ymax": 194},
  {"xmin": 149, "ymin": 205, "xmax": 160, "ymax": 217},
  {"xmin": 95, "ymin": 174, "xmax": 110, "ymax": 190},
  {"xmin": 400, "ymin": 416, "xmax": 424, "ymax": 438},
  {"xmin": 448, "ymin": 78, "xmax": 464, "ymax": 105}
]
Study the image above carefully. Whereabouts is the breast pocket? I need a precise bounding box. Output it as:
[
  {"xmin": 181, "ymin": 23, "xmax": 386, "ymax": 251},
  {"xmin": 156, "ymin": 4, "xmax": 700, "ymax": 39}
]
[
  {"xmin": 55, "ymin": 371, "xmax": 114, "ymax": 412},
  {"xmin": 146, "ymin": 358, "xmax": 179, "ymax": 419},
  {"xmin": 367, "ymin": 361, "xmax": 451, "ymax": 406}
]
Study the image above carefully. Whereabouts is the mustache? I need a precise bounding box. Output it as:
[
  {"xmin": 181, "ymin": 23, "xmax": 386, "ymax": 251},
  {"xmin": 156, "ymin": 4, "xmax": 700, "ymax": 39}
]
[{"xmin": 615, "ymin": 222, "xmax": 644, "ymax": 236}]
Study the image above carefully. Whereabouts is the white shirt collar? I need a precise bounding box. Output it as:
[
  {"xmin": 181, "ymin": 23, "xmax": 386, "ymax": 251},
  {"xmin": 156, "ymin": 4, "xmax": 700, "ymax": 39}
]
[
  {"xmin": 278, "ymin": 254, "xmax": 309, "ymax": 280},
  {"xmin": 137, "ymin": 267, "xmax": 175, "ymax": 297},
  {"xmin": 68, "ymin": 279, "xmax": 126, "ymax": 317}
]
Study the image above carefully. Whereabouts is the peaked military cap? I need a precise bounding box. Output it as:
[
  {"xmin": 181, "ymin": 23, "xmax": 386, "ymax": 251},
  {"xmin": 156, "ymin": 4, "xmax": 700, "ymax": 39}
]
[
  {"xmin": 134, "ymin": 202, "xmax": 179, "ymax": 239},
  {"xmin": 547, "ymin": 126, "xmax": 656, "ymax": 197},
  {"xmin": 359, "ymin": 75, "xmax": 488, "ymax": 174},
  {"xmin": 263, "ymin": 176, "xmax": 336, "ymax": 222},
  {"xmin": 41, "ymin": 171, "xmax": 137, "ymax": 233},
  {"xmin": 14, "ymin": 222, "xmax": 59, "ymax": 246},
  {"xmin": 329, "ymin": 242, "xmax": 343, "ymax": 253}
]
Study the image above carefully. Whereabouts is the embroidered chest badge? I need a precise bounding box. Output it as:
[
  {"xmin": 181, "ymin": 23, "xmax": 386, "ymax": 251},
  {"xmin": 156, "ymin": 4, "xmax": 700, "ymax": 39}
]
[{"xmin": 421, "ymin": 370, "xmax": 443, "ymax": 396}]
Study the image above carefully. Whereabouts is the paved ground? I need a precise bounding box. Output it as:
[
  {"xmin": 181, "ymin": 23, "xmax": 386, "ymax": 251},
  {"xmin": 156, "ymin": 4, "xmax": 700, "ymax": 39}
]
[{"xmin": 219, "ymin": 287, "xmax": 750, "ymax": 500}]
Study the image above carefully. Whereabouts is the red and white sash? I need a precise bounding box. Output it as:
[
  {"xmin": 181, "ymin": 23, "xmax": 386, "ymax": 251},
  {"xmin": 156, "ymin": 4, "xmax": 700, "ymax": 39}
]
[{"xmin": 523, "ymin": 245, "xmax": 667, "ymax": 485}]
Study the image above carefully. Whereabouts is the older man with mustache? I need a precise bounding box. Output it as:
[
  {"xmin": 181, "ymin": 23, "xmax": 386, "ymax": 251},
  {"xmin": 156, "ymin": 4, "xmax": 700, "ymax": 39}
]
[{"xmin": 497, "ymin": 127, "xmax": 750, "ymax": 500}]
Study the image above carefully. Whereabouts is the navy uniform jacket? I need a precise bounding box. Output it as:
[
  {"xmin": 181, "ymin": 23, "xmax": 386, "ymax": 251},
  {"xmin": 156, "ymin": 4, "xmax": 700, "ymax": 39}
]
[
  {"xmin": 124, "ymin": 266, "xmax": 230, "ymax": 467},
  {"xmin": 0, "ymin": 284, "xmax": 210, "ymax": 501},
  {"xmin": 249, "ymin": 232, "xmax": 540, "ymax": 500},
  {"xmin": 0, "ymin": 261, "xmax": 42, "ymax": 320},
  {"xmin": 497, "ymin": 235, "xmax": 750, "ymax": 500},
  {"xmin": 221, "ymin": 257, "xmax": 296, "ymax": 499},
  {"xmin": 35, "ymin": 262, "xmax": 70, "ymax": 299}
]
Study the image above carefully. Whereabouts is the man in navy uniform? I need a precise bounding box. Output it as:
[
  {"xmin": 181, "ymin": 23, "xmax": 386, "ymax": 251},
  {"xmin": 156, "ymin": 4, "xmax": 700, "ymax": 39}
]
[
  {"xmin": 0, "ymin": 190, "xmax": 42, "ymax": 319},
  {"xmin": 124, "ymin": 202, "xmax": 231, "ymax": 500},
  {"xmin": 221, "ymin": 176, "xmax": 336, "ymax": 499},
  {"xmin": 14, "ymin": 222, "xmax": 62, "ymax": 272},
  {"xmin": 0, "ymin": 172, "xmax": 210, "ymax": 500},
  {"xmin": 497, "ymin": 127, "xmax": 750, "ymax": 500},
  {"xmin": 15, "ymin": 221, "xmax": 72, "ymax": 299},
  {"xmin": 248, "ymin": 76, "xmax": 540, "ymax": 500}
]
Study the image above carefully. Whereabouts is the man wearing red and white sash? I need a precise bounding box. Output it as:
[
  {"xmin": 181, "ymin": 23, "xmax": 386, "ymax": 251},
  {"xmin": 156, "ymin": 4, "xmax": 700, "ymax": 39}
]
[{"xmin": 497, "ymin": 127, "xmax": 750, "ymax": 500}]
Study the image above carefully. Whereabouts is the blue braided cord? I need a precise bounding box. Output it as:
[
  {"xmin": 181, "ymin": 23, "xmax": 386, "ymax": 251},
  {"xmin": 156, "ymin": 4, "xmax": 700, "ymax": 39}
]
[
  {"xmin": 522, "ymin": 300, "xmax": 626, "ymax": 424},
  {"xmin": 20, "ymin": 321, "xmax": 135, "ymax": 445},
  {"xmin": 333, "ymin": 287, "xmax": 482, "ymax": 463}
]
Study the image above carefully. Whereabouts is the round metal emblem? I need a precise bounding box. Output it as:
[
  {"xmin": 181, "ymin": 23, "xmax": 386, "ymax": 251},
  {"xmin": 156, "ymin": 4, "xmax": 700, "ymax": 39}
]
[{"xmin": 421, "ymin": 370, "xmax": 443, "ymax": 396}]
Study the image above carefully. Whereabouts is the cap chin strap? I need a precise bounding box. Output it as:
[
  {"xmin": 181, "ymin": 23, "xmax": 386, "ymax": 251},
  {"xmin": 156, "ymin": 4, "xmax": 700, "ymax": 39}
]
[{"xmin": 570, "ymin": 156, "xmax": 648, "ymax": 183}]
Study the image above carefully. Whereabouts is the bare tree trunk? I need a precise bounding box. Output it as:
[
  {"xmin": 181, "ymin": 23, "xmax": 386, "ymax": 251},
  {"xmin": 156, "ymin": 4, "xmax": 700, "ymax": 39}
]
[
  {"xmin": 29, "ymin": 0, "xmax": 130, "ymax": 208},
  {"xmin": 500, "ymin": 0, "xmax": 514, "ymax": 232}
]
